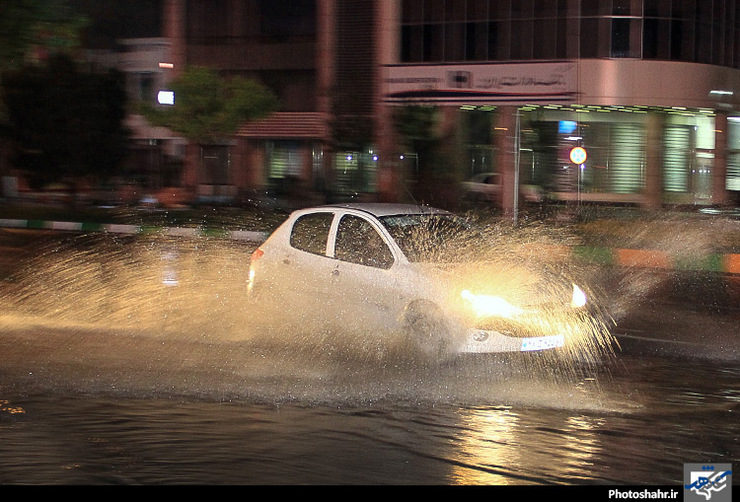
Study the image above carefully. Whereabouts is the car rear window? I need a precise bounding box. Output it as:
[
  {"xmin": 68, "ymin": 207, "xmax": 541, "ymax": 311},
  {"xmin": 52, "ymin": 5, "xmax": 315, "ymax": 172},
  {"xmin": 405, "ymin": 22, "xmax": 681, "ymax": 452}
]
[{"xmin": 290, "ymin": 212, "xmax": 333, "ymax": 255}]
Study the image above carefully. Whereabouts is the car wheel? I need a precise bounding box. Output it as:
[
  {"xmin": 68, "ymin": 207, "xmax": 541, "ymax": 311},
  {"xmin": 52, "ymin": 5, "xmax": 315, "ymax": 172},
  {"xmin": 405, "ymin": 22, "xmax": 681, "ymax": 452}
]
[{"xmin": 403, "ymin": 302, "xmax": 450, "ymax": 358}]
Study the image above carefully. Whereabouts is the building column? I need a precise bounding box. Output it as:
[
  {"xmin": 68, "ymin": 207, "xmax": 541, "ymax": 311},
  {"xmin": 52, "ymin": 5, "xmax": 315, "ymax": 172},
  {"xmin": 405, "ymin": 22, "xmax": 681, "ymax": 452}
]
[
  {"xmin": 377, "ymin": 112, "xmax": 402, "ymax": 202},
  {"xmin": 713, "ymin": 112, "xmax": 729, "ymax": 206},
  {"xmin": 164, "ymin": 0, "xmax": 186, "ymax": 77},
  {"xmin": 495, "ymin": 106, "xmax": 518, "ymax": 215},
  {"xmin": 643, "ymin": 112, "xmax": 664, "ymax": 210},
  {"xmin": 375, "ymin": 0, "xmax": 402, "ymax": 202},
  {"xmin": 230, "ymin": 138, "xmax": 250, "ymax": 191}
]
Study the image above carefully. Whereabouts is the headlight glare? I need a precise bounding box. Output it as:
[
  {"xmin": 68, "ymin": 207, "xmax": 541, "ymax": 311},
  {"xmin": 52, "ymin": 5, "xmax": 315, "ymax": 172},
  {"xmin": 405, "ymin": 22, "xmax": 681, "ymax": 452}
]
[
  {"xmin": 571, "ymin": 283, "xmax": 587, "ymax": 308},
  {"xmin": 461, "ymin": 289, "xmax": 523, "ymax": 318}
]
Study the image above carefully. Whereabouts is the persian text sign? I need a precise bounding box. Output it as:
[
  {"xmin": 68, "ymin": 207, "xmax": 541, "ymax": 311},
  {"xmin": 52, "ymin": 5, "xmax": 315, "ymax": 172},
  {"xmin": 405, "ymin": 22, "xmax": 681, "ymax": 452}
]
[{"xmin": 384, "ymin": 62, "xmax": 576, "ymax": 105}]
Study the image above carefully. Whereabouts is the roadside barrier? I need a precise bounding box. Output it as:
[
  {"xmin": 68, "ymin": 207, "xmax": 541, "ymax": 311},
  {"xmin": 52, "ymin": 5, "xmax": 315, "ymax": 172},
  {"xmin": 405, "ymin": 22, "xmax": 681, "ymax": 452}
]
[
  {"xmin": 530, "ymin": 243, "xmax": 740, "ymax": 275},
  {"xmin": 1, "ymin": 218, "xmax": 738, "ymax": 274},
  {"xmin": 0, "ymin": 218, "xmax": 268, "ymax": 242}
]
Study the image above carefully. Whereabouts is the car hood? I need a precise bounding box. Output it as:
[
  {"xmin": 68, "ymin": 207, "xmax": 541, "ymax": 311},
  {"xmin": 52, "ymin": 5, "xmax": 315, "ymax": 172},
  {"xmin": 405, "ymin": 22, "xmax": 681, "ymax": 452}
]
[{"xmin": 409, "ymin": 260, "xmax": 563, "ymax": 308}]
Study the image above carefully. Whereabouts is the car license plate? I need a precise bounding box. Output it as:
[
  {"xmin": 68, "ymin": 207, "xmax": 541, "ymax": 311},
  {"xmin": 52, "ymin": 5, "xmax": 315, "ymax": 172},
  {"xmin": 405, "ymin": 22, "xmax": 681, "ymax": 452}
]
[{"xmin": 520, "ymin": 335, "xmax": 565, "ymax": 352}]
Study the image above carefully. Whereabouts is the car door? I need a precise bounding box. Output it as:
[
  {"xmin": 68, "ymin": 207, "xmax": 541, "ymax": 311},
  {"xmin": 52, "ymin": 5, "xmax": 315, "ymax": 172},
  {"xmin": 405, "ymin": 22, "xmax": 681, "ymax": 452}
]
[
  {"xmin": 276, "ymin": 210, "xmax": 338, "ymax": 321},
  {"xmin": 327, "ymin": 212, "xmax": 402, "ymax": 335}
]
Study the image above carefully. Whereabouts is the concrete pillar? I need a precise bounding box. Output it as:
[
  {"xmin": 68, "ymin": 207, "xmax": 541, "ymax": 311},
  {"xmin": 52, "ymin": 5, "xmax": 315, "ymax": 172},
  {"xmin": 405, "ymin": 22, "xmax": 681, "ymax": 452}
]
[
  {"xmin": 164, "ymin": 0, "xmax": 186, "ymax": 76},
  {"xmin": 316, "ymin": 0, "xmax": 335, "ymax": 125},
  {"xmin": 495, "ymin": 106, "xmax": 518, "ymax": 215},
  {"xmin": 182, "ymin": 143, "xmax": 199, "ymax": 188},
  {"xmin": 230, "ymin": 138, "xmax": 250, "ymax": 189},
  {"xmin": 643, "ymin": 112, "xmax": 664, "ymax": 210},
  {"xmin": 713, "ymin": 112, "xmax": 729, "ymax": 206},
  {"xmin": 376, "ymin": 112, "xmax": 402, "ymax": 202},
  {"xmin": 375, "ymin": 0, "xmax": 402, "ymax": 202}
]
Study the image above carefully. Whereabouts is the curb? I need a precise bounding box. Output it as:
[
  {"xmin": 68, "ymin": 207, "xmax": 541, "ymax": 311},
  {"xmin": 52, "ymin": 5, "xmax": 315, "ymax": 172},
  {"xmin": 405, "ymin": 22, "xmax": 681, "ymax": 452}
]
[
  {"xmin": 523, "ymin": 243, "xmax": 740, "ymax": 275},
  {"xmin": 2, "ymin": 218, "xmax": 738, "ymax": 274},
  {"xmin": 0, "ymin": 218, "xmax": 268, "ymax": 243}
]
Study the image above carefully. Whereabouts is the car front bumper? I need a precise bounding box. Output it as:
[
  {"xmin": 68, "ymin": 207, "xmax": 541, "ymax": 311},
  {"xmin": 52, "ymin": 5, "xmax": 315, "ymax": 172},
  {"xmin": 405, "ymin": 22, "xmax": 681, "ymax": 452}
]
[{"xmin": 457, "ymin": 329, "xmax": 566, "ymax": 353}]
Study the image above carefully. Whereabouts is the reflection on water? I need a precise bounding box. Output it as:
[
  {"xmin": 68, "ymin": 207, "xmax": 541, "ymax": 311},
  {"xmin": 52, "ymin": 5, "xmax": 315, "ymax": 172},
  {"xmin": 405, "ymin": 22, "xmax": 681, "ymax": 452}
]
[
  {"xmin": 0, "ymin": 355, "xmax": 736, "ymax": 484},
  {"xmin": 0, "ymin": 233, "xmax": 737, "ymax": 484},
  {"xmin": 449, "ymin": 408, "xmax": 610, "ymax": 485}
]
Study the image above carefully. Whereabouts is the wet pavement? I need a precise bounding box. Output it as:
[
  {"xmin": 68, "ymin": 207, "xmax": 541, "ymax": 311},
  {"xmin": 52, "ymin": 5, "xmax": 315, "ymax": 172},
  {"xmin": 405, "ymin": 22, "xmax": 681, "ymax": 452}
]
[{"xmin": 0, "ymin": 217, "xmax": 737, "ymax": 485}]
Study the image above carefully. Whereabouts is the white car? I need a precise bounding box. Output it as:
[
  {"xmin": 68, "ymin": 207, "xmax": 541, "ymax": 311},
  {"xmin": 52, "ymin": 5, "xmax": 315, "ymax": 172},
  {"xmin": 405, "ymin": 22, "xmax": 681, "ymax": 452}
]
[
  {"xmin": 247, "ymin": 203, "xmax": 608, "ymax": 358},
  {"xmin": 461, "ymin": 172, "xmax": 544, "ymax": 203}
]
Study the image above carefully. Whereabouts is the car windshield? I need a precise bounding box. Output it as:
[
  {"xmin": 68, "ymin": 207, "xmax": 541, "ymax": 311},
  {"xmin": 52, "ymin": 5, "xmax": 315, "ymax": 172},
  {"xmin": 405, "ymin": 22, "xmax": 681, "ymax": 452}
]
[{"xmin": 379, "ymin": 214, "xmax": 479, "ymax": 262}]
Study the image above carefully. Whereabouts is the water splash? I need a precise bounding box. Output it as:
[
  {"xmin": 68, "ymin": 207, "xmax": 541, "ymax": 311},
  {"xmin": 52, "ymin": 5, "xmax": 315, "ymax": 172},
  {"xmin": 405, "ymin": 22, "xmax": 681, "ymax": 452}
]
[{"xmin": 0, "ymin": 226, "xmax": 623, "ymax": 410}]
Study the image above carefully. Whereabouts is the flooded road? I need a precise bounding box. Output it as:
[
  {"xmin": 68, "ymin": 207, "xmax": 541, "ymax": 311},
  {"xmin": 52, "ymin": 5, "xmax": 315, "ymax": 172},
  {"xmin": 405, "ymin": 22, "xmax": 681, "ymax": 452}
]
[{"xmin": 0, "ymin": 230, "xmax": 737, "ymax": 485}]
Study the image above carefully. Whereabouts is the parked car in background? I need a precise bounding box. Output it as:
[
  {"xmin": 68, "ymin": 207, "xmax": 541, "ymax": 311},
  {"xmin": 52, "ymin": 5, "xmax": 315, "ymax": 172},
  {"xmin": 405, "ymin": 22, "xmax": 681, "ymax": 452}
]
[{"xmin": 461, "ymin": 172, "xmax": 544, "ymax": 204}]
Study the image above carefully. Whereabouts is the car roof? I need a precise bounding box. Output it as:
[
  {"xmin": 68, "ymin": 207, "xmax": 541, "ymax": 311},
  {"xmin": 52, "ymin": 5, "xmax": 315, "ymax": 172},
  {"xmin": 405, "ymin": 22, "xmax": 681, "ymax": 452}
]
[{"xmin": 319, "ymin": 202, "xmax": 451, "ymax": 218}]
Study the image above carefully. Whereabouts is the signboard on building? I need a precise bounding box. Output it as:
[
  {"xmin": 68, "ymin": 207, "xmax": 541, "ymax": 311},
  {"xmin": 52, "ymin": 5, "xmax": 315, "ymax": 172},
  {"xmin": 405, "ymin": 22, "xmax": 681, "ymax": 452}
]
[{"xmin": 383, "ymin": 62, "xmax": 576, "ymax": 106}]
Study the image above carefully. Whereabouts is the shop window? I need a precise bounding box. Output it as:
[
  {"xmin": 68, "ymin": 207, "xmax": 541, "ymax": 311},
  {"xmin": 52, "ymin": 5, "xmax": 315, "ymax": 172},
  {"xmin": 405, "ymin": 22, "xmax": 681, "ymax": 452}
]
[
  {"xmin": 333, "ymin": 150, "xmax": 378, "ymax": 195},
  {"xmin": 726, "ymin": 118, "xmax": 740, "ymax": 191},
  {"xmin": 609, "ymin": 124, "xmax": 645, "ymax": 193},
  {"xmin": 727, "ymin": 153, "xmax": 740, "ymax": 191},
  {"xmin": 266, "ymin": 141, "xmax": 303, "ymax": 195},
  {"xmin": 569, "ymin": 121, "xmax": 645, "ymax": 194},
  {"xmin": 663, "ymin": 126, "xmax": 692, "ymax": 192}
]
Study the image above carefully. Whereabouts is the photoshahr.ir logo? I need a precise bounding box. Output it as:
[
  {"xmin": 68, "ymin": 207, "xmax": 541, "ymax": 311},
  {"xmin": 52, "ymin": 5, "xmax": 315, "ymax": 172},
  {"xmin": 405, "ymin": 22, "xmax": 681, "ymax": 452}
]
[{"xmin": 684, "ymin": 464, "xmax": 732, "ymax": 502}]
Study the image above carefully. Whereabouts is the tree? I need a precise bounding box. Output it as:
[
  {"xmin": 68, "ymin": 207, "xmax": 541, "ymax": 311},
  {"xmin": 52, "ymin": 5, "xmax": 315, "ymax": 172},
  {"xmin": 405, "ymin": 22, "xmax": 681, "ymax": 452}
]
[
  {"xmin": 0, "ymin": 0, "xmax": 87, "ymax": 121},
  {"xmin": 3, "ymin": 54, "xmax": 129, "ymax": 191},
  {"xmin": 140, "ymin": 66, "xmax": 278, "ymax": 143}
]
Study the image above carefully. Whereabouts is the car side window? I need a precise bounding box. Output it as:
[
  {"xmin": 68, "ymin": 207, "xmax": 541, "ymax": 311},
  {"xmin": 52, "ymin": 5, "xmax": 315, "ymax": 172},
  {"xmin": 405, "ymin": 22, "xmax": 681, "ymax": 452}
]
[
  {"xmin": 290, "ymin": 212, "xmax": 333, "ymax": 255},
  {"xmin": 335, "ymin": 215, "xmax": 394, "ymax": 269}
]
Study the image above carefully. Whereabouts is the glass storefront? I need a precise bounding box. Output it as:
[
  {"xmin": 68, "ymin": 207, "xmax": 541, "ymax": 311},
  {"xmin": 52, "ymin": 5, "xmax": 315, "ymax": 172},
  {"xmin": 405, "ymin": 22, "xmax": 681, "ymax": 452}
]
[
  {"xmin": 452, "ymin": 105, "xmax": 728, "ymax": 203},
  {"xmin": 728, "ymin": 117, "xmax": 740, "ymax": 192},
  {"xmin": 332, "ymin": 149, "xmax": 379, "ymax": 197},
  {"xmin": 264, "ymin": 140, "xmax": 303, "ymax": 196}
]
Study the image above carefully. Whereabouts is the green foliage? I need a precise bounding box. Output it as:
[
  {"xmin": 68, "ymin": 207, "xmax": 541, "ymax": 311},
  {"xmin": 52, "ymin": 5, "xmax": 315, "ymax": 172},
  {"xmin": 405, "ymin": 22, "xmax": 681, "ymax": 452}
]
[
  {"xmin": 0, "ymin": 0, "xmax": 86, "ymax": 72},
  {"xmin": 393, "ymin": 105, "xmax": 440, "ymax": 148},
  {"xmin": 0, "ymin": 0, "xmax": 87, "ymax": 123},
  {"xmin": 140, "ymin": 66, "xmax": 279, "ymax": 143},
  {"xmin": 393, "ymin": 105, "xmax": 450, "ymax": 177},
  {"xmin": 3, "ymin": 54, "xmax": 129, "ymax": 189}
]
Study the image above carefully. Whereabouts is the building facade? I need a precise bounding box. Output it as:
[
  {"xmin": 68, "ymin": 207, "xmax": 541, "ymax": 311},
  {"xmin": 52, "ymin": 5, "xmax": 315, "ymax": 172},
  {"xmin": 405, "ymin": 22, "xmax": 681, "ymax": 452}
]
[{"xmin": 162, "ymin": 0, "xmax": 740, "ymax": 210}]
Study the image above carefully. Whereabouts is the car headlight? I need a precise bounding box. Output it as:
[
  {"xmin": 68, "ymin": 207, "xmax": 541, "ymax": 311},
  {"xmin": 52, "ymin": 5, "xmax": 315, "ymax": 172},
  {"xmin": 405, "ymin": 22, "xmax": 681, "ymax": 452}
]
[
  {"xmin": 571, "ymin": 283, "xmax": 587, "ymax": 308},
  {"xmin": 461, "ymin": 289, "xmax": 523, "ymax": 318}
]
